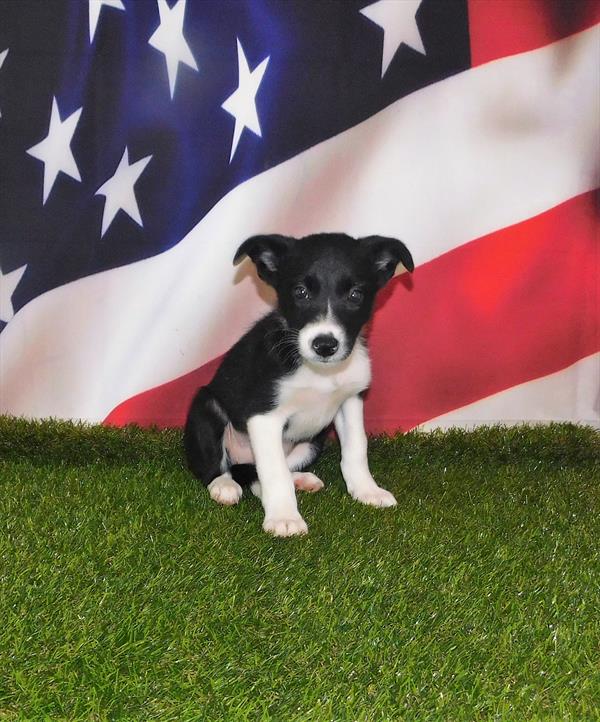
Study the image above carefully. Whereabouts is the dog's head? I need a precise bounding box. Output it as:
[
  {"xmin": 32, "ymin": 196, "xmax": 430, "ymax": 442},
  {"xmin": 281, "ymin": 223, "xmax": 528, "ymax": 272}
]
[{"xmin": 234, "ymin": 232, "xmax": 414, "ymax": 365}]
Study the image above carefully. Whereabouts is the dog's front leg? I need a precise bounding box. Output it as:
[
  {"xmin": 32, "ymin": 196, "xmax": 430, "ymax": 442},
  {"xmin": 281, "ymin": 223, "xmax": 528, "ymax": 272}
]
[
  {"xmin": 247, "ymin": 414, "xmax": 308, "ymax": 537},
  {"xmin": 334, "ymin": 395, "xmax": 397, "ymax": 508}
]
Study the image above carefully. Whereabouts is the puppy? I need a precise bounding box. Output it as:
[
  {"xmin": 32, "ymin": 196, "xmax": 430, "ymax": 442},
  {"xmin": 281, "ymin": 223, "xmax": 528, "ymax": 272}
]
[{"xmin": 184, "ymin": 233, "xmax": 414, "ymax": 536}]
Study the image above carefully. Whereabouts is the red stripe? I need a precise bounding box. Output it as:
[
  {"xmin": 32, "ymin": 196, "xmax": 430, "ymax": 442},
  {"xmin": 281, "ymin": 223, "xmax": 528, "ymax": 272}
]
[
  {"xmin": 104, "ymin": 192, "xmax": 599, "ymax": 431},
  {"xmin": 105, "ymin": 355, "xmax": 221, "ymax": 428},
  {"xmin": 364, "ymin": 191, "xmax": 599, "ymax": 432},
  {"xmin": 468, "ymin": 0, "xmax": 600, "ymax": 67}
]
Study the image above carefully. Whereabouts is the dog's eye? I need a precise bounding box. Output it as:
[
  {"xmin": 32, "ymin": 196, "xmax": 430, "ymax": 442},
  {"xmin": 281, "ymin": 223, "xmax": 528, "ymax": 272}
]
[
  {"xmin": 348, "ymin": 287, "xmax": 364, "ymax": 304},
  {"xmin": 294, "ymin": 285, "xmax": 310, "ymax": 301}
]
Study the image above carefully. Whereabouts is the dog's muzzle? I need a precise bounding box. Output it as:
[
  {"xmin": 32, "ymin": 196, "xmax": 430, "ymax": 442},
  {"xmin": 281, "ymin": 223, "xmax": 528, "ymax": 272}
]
[
  {"xmin": 311, "ymin": 334, "xmax": 339, "ymax": 358},
  {"xmin": 298, "ymin": 312, "xmax": 348, "ymax": 364}
]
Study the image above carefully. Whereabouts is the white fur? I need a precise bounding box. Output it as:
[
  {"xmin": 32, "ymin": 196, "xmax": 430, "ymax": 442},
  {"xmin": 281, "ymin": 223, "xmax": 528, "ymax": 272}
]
[
  {"xmin": 249, "ymin": 442, "xmax": 320, "ymax": 500},
  {"xmin": 279, "ymin": 339, "xmax": 371, "ymax": 441},
  {"xmin": 250, "ymin": 471, "xmax": 324, "ymax": 496},
  {"xmin": 207, "ymin": 473, "xmax": 243, "ymax": 505},
  {"xmin": 292, "ymin": 471, "xmax": 324, "ymax": 492},
  {"xmin": 285, "ymin": 441, "xmax": 318, "ymax": 471},
  {"xmin": 297, "ymin": 304, "xmax": 347, "ymax": 364},
  {"xmin": 223, "ymin": 422, "xmax": 294, "ymax": 465},
  {"xmin": 221, "ymin": 429, "xmax": 319, "ymax": 469},
  {"xmin": 246, "ymin": 413, "xmax": 307, "ymax": 536},
  {"xmin": 248, "ymin": 340, "xmax": 373, "ymax": 536},
  {"xmin": 334, "ymin": 395, "xmax": 397, "ymax": 507}
]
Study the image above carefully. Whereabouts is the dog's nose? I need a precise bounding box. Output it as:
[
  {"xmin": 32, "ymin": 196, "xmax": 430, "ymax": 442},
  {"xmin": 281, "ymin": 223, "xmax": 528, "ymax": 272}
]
[{"xmin": 312, "ymin": 334, "xmax": 339, "ymax": 358}]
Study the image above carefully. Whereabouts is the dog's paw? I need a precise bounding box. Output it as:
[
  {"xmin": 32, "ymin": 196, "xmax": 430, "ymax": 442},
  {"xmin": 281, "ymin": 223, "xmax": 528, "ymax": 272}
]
[
  {"xmin": 208, "ymin": 475, "xmax": 243, "ymax": 505},
  {"xmin": 263, "ymin": 515, "xmax": 308, "ymax": 537},
  {"xmin": 292, "ymin": 472, "xmax": 324, "ymax": 493},
  {"xmin": 351, "ymin": 486, "xmax": 397, "ymax": 508}
]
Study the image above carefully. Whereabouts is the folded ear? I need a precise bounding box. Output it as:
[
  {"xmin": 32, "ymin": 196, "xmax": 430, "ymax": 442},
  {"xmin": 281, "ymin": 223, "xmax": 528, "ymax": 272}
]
[
  {"xmin": 360, "ymin": 235, "xmax": 414, "ymax": 288},
  {"xmin": 233, "ymin": 234, "xmax": 292, "ymax": 286}
]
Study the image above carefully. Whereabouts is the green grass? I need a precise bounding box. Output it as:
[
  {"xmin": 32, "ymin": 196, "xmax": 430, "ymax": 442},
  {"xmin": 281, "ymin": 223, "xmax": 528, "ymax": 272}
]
[{"xmin": 0, "ymin": 417, "xmax": 598, "ymax": 721}]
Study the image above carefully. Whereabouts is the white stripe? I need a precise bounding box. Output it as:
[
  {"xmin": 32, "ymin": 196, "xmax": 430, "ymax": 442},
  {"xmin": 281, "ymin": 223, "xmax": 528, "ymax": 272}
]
[
  {"xmin": 1, "ymin": 26, "xmax": 598, "ymax": 421},
  {"xmin": 419, "ymin": 354, "xmax": 600, "ymax": 430}
]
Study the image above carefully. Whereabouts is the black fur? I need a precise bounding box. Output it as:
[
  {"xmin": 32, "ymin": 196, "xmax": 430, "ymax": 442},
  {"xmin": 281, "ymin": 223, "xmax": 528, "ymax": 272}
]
[{"xmin": 184, "ymin": 232, "xmax": 413, "ymax": 489}]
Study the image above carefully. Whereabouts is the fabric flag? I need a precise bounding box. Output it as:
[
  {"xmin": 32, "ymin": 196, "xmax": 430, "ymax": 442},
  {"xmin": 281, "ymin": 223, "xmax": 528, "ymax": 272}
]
[{"xmin": 0, "ymin": 0, "xmax": 598, "ymax": 432}]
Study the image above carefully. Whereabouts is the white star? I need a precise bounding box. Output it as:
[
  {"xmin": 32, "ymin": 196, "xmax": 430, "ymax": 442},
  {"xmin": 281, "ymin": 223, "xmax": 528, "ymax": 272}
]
[
  {"xmin": 0, "ymin": 263, "xmax": 27, "ymax": 324},
  {"xmin": 95, "ymin": 147, "xmax": 152, "ymax": 237},
  {"xmin": 0, "ymin": 48, "xmax": 8, "ymax": 119},
  {"xmin": 221, "ymin": 38, "xmax": 269, "ymax": 163},
  {"xmin": 89, "ymin": 0, "xmax": 125, "ymax": 43},
  {"xmin": 360, "ymin": 0, "xmax": 425, "ymax": 77},
  {"xmin": 148, "ymin": 0, "xmax": 198, "ymax": 99},
  {"xmin": 26, "ymin": 97, "xmax": 83, "ymax": 205}
]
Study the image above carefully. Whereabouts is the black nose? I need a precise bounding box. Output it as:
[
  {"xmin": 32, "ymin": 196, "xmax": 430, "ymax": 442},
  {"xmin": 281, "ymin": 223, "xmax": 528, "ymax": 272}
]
[{"xmin": 312, "ymin": 334, "xmax": 339, "ymax": 358}]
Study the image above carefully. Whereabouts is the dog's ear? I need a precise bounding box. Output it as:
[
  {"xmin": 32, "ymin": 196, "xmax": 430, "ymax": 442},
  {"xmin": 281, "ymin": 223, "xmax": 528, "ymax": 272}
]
[
  {"xmin": 233, "ymin": 234, "xmax": 292, "ymax": 286},
  {"xmin": 360, "ymin": 235, "xmax": 414, "ymax": 288}
]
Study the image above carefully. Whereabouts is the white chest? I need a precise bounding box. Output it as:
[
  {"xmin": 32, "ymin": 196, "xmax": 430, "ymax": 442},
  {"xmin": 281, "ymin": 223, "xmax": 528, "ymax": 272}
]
[{"xmin": 278, "ymin": 343, "xmax": 371, "ymax": 441}]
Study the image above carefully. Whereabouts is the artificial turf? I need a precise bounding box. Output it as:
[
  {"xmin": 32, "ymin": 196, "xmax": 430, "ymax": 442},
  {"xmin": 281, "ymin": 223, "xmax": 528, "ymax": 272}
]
[{"xmin": 0, "ymin": 417, "xmax": 598, "ymax": 721}]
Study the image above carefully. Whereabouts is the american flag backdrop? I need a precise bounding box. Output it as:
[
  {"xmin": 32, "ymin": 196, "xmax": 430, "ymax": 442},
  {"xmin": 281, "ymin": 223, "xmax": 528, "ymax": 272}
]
[{"xmin": 0, "ymin": 0, "xmax": 598, "ymax": 431}]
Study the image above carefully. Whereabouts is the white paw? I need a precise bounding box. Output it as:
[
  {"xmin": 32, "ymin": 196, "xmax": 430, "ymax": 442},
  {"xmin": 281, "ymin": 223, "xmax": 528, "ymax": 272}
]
[
  {"xmin": 207, "ymin": 475, "xmax": 243, "ymax": 506},
  {"xmin": 263, "ymin": 515, "xmax": 308, "ymax": 537},
  {"xmin": 292, "ymin": 472, "xmax": 324, "ymax": 493},
  {"xmin": 351, "ymin": 485, "xmax": 397, "ymax": 508}
]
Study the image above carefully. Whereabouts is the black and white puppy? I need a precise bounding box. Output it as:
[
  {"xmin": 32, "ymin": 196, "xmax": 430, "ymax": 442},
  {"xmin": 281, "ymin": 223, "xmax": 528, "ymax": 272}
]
[{"xmin": 184, "ymin": 233, "xmax": 414, "ymax": 536}]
